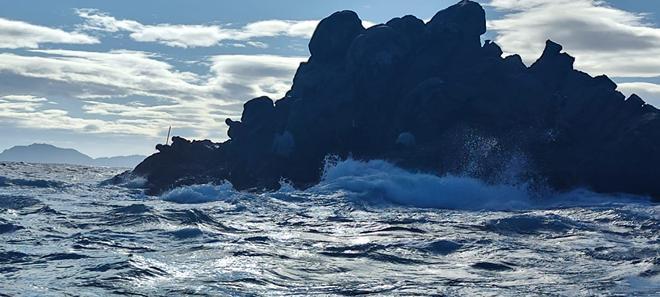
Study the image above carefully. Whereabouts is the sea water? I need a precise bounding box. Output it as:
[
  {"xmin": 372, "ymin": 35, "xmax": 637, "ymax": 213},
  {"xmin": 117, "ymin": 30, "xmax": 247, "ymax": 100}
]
[{"xmin": 0, "ymin": 160, "xmax": 658, "ymax": 296}]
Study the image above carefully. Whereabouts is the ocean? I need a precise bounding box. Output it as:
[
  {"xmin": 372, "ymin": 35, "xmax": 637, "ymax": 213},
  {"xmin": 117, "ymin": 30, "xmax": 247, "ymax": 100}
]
[{"xmin": 0, "ymin": 160, "xmax": 658, "ymax": 296}]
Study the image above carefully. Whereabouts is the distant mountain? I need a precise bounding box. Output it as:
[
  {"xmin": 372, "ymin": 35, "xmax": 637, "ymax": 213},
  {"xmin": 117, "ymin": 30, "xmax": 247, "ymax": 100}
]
[{"xmin": 0, "ymin": 144, "xmax": 145, "ymax": 168}]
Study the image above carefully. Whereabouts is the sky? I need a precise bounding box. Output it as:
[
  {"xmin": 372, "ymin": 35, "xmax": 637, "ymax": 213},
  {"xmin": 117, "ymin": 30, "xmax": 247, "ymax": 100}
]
[{"xmin": 0, "ymin": 0, "xmax": 659, "ymax": 157}]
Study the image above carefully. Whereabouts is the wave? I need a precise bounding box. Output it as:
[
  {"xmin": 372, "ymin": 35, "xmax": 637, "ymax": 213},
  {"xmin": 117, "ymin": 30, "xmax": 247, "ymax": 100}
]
[
  {"xmin": 158, "ymin": 158, "xmax": 651, "ymax": 210},
  {"xmin": 0, "ymin": 195, "xmax": 41, "ymax": 210},
  {"xmin": 100, "ymin": 171, "xmax": 147, "ymax": 188},
  {"xmin": 0, "ymin": 176, "xmax": 64, "ymax": 188},
  {"xmin": 161, "ymin": 183, "xmax": 236, "ymax": 204},
  {"xmin": 311, "ymin": 158, "xmax": 533, "ymax": 210},
  {"xmin": 0, "ymin": 222, "xmax": 24, "ymax": 234},
  {"xmin": 314, "ymin": 158, "xmax": 654, "ymax": 210}
]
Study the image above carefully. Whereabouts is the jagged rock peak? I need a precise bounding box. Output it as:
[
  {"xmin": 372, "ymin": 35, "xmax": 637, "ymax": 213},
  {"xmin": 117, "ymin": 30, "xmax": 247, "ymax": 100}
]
[
  {"xmin": 532, "ymin": 39, "xmax": 576, "ymax": 69},
  {"xmin": 544, "ymin": 39, "xmax": 563, "ymax": 54},
  {"xmin": 625, "ymin": 93, "xmax": 646, "ymax": 107}
]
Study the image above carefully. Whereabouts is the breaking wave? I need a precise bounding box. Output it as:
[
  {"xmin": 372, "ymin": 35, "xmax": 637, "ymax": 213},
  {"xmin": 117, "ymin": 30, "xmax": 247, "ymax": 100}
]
[
  {"xmin": 314, "ymin": 158, "xmax": 651, "ymax": 209},
  {"xmin": 160, "ymin": 158, "xmax": 651, "ymax": 209},
  {"xmin": 312, "ymin": 158, "xmax": 532, "ymax": 210},
  {"xmin": 161, "ymin": 182, "xmax": 236, "ymax": 204}
]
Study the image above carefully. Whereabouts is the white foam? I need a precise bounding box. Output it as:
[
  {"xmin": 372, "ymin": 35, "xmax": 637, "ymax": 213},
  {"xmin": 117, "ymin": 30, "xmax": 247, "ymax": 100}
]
[
  {"xmin": 311, "ymin": 158, "xmax": 651, "ymax": 210},
  {"xmin": 276, "ymin": 178, "xmax": 296, "ymax": 193},
  {"xmin": 158, "ymin": 158, "xmax": 651, "ymax": 209},
  {"xmin": 312, "ymin": 158, "xmax": 532, "ymax": 210},
  {"xmin": 123, "ymin": 176, "xmax": 147, "ymax": 188},
  {"xmin": 161, "ymin": 183, "xmax": 236, "ymax": 204}
]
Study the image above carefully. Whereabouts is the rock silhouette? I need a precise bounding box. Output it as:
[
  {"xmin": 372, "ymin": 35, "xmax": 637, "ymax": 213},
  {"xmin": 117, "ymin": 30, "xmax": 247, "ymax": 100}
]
[{"xmin": 128, "ymin": 0, "xmax": 660, "ymax": 199}]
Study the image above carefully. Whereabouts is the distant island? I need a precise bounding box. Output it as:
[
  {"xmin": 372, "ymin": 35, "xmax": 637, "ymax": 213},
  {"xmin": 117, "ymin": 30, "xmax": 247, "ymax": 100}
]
[{"xmin": 0, "ymin": 144, "xmax": 145, "ymax": 168}]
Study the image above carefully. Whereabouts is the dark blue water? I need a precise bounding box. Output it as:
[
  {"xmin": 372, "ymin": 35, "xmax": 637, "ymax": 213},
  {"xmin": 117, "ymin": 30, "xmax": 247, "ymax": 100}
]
[{"xmin": 0, "ymin": 160, "xmax": 658, "ymax": 296}]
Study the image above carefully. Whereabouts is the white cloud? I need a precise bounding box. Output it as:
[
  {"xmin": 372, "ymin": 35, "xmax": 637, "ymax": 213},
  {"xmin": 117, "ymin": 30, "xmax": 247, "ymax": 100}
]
[
  {"xmin": 617, "ymin": 82, "xmax": 660, "ymax": 107},
  {"xmin": 130, "ymin": 24, "xmax": 232, "ymax": 48},
  {"xmin": 0, "ymin": 49, "xmax": 218, "ymax": 104},
  {"xmin": 488, "ymin": 0, "xmax": 660, "ymax": 78},
  {"xmin": 0, "ymin": 17, "xmax": 98, "ymax": 49},
  {"xmin": 2, "ymin": 95, "xmax": 48, "ymax": 102},
  {"xmin": 81, "ymin": 101, "xmax": 174, "ymax": 119},
  {"xmin": 241, "ymin": 20, "xmax": 320, "ymax": 39},
  {"xmin": 0, "ymin": 95, "xmax": 47, "ymax": 112},
  {"xmin": 0, "ymin": 49, "xmax": 306, "ymax": 140},
  {"xmin": 246, "ymin": 41, "xmax": 269, "ymax": 48},
  {"xmin": 209, "ymin": 55, "xmax": 306, "ymax": 99},
  {"xmin": 75, "ymin": 8, "xmax": 142, "ymax": 32},
  {"xmin": 0, "ymin": 94, "xmax": 150, "ymax": 135},
  {"xmin": 76, "ymin": 9, "xmax": 320, "ymax": 48}
]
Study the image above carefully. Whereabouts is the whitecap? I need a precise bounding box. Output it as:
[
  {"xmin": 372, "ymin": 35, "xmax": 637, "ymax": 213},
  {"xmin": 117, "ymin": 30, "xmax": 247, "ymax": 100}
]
[
  {"xmin": 310, "ymin": 158, "xmax": 652, "ymax": 210},
  {"xmin": 311, "ymin": 158, "xmax": 532, "ymax": 210},
  {"xmin": 161, "ymin": 183, "xmax": 236, "ymax": 204}
]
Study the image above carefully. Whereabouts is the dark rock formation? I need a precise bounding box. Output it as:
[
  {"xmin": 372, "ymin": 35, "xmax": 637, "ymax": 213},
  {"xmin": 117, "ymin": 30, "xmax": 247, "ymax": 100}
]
[{"xmin": 129, "ymin": 0, "xmax": 660, "ymax": 200}]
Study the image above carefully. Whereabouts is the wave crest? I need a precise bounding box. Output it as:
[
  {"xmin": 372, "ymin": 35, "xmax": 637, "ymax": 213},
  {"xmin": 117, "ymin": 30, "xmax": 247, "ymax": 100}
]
[
  {"xmin": 161, "ymin": 183, "xmax": 236, "ymax": 204},
  {"xmin": 313, "ymin": 158, "xmax": 532, "ymax": 210},
  {"xmin": 157, "ymin": 159, "xmax": 651, "ymax": 209},
  {"xmin": 0, "ymin": 176, "xmax": 64, "ymax": 188}
]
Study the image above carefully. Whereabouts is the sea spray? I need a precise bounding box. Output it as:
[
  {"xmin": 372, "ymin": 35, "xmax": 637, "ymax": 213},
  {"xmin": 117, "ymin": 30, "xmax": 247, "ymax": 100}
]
[
  {"xmin": 313, "ymin": 158, "xmax": 532, "ymax": 210},
  {"xmin": 161, "ymin": 182, "xmax": 236, "ymax": 204},
  {"xmin": 157, "ymin": 157, "xmax": 651, "ymax": 209}
]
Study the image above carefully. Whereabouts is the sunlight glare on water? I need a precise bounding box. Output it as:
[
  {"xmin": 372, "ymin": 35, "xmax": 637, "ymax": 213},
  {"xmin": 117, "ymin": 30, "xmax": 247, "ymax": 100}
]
[{"xmin": 0, "ymin": 161, "xmax": 658, "ymax": 296}]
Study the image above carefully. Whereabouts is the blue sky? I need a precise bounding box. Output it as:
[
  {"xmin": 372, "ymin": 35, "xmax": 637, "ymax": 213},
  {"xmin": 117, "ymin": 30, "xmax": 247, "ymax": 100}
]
[{"xmin": 1, "ymin": 0, "xmax": 659, "ymax": 157}]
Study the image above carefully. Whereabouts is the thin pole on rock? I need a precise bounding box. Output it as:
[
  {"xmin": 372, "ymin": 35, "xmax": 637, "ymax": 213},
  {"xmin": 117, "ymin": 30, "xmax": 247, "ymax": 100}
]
[{"xmin": 165, "ymin": 126, "xmax": 172, "ymax": 145}]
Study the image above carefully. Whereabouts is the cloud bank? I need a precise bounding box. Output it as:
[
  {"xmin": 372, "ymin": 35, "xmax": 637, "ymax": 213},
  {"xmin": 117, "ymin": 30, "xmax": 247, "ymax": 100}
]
[{"xmin": 0, "ymin": 49, "xmax": 306, "ymax": 139}]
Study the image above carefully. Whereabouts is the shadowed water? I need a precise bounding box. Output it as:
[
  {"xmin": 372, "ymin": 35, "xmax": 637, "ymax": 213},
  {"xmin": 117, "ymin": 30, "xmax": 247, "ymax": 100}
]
[{"xmin": 0, "ymin": 161, "xmax": 658, "ymax": 296}]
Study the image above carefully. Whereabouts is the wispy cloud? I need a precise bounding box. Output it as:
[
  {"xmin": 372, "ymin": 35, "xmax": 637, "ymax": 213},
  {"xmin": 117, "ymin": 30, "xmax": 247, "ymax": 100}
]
[
  {"xmin": 0, "ymin": 17, "xmax": 98, "ymax": 48},
  {"xmin": 76, "ymin": 9, "xmax": 319, "ymax": 48},
  {"xmin": 0, "ymin": 94, "xmax": 146, "ymax": 135},
  {"xmin": 0, "ymin": 50, "xmax": 207, "ymax": 103},
  {"xmin": 617, "ymin": 82, "xmax": 660, "ymax": 107},
  {"xmin": 487, "ymin": 0, "xmax": 660, "ymax": 105},
  {"xmin": 0, "ymin": 49, "xmax": 305, "ymax": 139},
  {"xmin": 488, "ymin": 0, "xmax": 660, "ymax": 78},
  {"xmin": 208, "ymin": 55, "xmax": 306, "ymax": 99},
  {"xmin": 0, "ymin": 95, "xmax": 48, "ymax": 113}
]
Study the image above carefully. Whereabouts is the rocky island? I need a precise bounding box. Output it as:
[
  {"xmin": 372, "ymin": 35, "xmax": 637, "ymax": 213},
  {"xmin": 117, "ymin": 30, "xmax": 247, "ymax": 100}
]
[{"xmin": 125, "ymin": 0, "xmax": 660, "ymax": 199}]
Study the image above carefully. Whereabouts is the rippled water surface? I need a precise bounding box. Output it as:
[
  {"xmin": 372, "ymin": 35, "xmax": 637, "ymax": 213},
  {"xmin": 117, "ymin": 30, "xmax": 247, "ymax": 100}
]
[{"xmin": 0, "ymin": 161, "xmax": 658, "ymax": 296}]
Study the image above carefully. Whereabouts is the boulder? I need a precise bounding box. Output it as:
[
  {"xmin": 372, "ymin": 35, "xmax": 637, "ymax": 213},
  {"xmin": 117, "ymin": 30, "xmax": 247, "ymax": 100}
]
[
  {"xmin": 427, "ymin": 0, "xmax": 486, "ymax": 48},
  {"xmin": 309, "ymin": 10, "xmax": 365, "ymax": 63}
]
